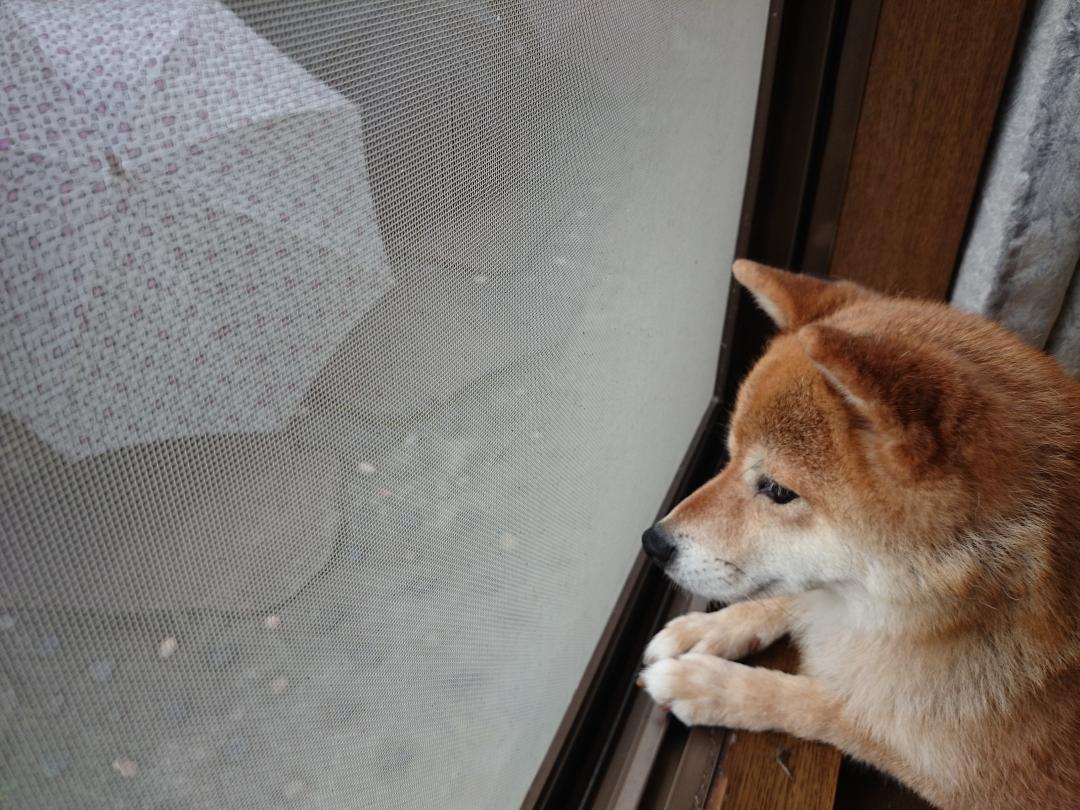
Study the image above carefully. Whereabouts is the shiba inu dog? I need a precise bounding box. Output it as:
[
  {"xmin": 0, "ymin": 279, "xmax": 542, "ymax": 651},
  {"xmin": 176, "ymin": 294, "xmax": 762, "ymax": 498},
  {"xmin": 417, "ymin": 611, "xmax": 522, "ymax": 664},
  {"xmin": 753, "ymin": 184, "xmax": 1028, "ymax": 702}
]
[{"xmin": 638, "ymin": 261, "xmax": 1080, "ymax": 810}]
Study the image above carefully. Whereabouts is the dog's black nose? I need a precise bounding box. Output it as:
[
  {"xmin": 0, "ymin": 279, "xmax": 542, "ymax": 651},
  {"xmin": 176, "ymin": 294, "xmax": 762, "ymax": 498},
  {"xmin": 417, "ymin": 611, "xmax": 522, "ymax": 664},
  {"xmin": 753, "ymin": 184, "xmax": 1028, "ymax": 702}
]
[{"xmin": 642, "ymin": 525, "xmax": 676, "ymax": 565}]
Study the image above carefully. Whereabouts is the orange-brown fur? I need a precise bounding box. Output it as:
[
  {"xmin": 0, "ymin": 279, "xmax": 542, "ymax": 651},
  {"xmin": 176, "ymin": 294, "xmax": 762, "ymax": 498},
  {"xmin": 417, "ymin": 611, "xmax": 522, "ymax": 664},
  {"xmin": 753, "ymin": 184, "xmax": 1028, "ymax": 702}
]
[{"xmin": 639, "ymin": 261, "xmax": 1080, "ymax": 809}]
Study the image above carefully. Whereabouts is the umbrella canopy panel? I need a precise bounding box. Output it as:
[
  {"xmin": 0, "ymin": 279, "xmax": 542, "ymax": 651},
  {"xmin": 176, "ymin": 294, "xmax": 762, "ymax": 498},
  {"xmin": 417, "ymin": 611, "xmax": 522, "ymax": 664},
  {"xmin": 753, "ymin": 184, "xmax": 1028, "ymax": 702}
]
[{"xmin": 0, "ymin": 0, "xmax": 392, "ymax": 458}]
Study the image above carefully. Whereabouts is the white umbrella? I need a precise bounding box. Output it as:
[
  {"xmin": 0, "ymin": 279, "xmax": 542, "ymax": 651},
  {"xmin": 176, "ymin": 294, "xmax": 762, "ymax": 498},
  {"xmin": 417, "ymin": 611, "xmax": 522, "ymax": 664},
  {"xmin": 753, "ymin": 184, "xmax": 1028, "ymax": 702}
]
[{"xmin": 0, "ymin": 0, "xmax": 393, "ymax": 458}]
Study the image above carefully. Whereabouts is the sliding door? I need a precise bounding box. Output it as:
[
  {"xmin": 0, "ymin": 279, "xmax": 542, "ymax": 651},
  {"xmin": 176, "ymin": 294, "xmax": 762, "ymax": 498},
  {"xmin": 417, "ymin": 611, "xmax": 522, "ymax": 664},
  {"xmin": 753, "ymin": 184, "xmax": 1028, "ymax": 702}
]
[{"xmin": 0, "ymin": 1, "xmax": 767, "ymax": 806}]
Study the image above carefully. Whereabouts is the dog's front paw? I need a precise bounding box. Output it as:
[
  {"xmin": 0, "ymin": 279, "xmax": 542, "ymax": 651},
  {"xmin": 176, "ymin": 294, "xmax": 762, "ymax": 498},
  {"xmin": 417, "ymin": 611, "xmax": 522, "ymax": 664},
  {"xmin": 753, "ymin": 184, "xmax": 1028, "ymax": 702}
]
[
  {"xmin": 639, "ymin": 653, "xmax": 754, "ymax": 728},
  {"xmin": 643, "ymin": 607, "xmax": 767, "ymax": 666}
]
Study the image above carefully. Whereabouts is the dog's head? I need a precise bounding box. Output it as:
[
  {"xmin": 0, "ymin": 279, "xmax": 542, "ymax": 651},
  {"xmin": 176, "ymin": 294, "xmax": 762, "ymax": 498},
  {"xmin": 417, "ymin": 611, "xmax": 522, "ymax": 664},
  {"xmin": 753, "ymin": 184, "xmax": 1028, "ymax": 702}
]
[{"xmin": 644, "ymin": 260, "xmax": 1037, "ymax": 608}]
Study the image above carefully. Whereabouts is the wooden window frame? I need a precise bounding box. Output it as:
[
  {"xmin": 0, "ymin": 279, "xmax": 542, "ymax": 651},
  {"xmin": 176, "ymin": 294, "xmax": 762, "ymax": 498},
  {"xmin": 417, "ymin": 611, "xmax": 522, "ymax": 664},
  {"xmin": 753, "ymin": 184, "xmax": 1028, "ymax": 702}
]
[{"xmin": 523, "ymin": 0, "xmax": 1028, "ymax": 807}]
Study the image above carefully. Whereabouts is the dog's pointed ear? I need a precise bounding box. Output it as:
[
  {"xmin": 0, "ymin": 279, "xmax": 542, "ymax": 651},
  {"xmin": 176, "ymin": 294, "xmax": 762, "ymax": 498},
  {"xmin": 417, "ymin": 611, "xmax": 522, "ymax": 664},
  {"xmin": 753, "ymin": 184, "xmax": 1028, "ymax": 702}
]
[
  {"xmin": 732, "ymin": 260, "xmax": 873, "ymax": 331},
  {"xmin": 798, "ymin": 324, "xmax": 972, "ymax": 477}
]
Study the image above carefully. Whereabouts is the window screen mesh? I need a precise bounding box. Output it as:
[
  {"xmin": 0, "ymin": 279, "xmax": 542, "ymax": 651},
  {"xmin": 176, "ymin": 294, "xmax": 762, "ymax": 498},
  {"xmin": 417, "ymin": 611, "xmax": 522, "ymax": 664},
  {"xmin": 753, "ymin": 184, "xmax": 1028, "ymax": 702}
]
[{"xmin": 0, "ymin": 1, "xmax": 766, "ymax": 807}]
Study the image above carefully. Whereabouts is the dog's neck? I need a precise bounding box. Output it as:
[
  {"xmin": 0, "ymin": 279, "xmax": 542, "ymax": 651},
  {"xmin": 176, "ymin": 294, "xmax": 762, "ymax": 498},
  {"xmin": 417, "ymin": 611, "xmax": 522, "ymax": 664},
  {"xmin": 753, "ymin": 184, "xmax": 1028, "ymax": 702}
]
[{"xmin": 794, "ymin": 517, "xmax": 1080, "ymax": 715}]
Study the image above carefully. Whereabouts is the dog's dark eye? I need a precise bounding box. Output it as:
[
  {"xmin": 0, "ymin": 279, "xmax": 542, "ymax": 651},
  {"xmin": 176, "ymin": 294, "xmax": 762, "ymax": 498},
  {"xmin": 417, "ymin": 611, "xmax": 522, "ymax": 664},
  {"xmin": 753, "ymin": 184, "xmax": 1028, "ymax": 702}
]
[{"xmin": 757, "ymin": 477, "xmax": 799, "ymax": 504}]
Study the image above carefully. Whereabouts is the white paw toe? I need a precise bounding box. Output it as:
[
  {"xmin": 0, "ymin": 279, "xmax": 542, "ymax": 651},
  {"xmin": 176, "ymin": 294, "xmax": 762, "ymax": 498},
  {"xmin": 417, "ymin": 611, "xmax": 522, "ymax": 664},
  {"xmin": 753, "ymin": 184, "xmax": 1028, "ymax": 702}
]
[{"xmin": 643, "ymin": 630, "xmax": 682, "ymax": 666}]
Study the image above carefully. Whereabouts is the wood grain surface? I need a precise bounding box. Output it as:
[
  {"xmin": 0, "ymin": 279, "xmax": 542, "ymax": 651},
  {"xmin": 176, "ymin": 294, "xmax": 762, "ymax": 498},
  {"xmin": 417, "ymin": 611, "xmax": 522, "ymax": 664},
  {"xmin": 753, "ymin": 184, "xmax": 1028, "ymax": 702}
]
[{"xmin": 828, "ymin": 0, "xmax": 1028, "ymax": 299}]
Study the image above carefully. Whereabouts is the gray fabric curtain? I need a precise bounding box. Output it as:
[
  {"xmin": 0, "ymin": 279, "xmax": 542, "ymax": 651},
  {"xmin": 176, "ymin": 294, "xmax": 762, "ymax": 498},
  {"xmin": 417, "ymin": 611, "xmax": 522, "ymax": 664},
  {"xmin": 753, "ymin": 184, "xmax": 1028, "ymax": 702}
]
[{"xmin": 952, "ymin": 0, "xmax": 1080, "ymax": 376}]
